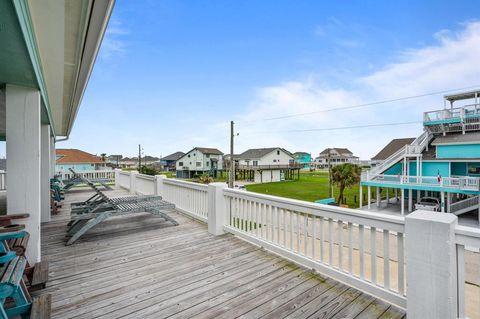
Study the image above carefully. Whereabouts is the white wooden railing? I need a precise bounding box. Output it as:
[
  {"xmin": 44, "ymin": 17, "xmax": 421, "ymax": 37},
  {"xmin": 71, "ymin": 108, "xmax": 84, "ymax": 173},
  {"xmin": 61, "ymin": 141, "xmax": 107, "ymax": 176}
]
[
  {"xmin": 223, "ymin": 188, "xmax": 406, "ymax": 308},
  {"xmin": 424, "ymin": 103, "xmax": 480, "ymax": 122},
  {"xmin": 455, "ymin": 225, "xmax": 480, "ymax": 319},
  {"xmin": 58, "ymin": 169, "xmax": 115, "ymax": 183},
  {"xmin": 365, "ymin": 174, "xmax": 480, "ymax": 191},
  {"xmin": 162, "ymin": 178, "xmax": 208, "ymax": 222},
  {"xmin": 0, "ymin": 171, "xmax": 6, "ymax": 191},
  {"xmin": 114, "ymin": 169, "xmax": 479, "ymax": 317}
]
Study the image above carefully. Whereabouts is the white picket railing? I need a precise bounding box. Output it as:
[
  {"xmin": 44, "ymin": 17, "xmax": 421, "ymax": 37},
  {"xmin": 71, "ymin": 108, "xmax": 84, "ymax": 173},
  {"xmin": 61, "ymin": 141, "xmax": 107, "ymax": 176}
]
[
  {"xmin": 117, "ymin": 171, "xmax": 130, "ymax": 189},
  {"xmin": 366, "ymin": 174, "xmax": 480, "ymax": 191},
  {"xmin": 222, "ymin": 188, "xmax": 407, "ymax": 308},
  {"xmin": 455, "ymin": 225, "xmax": 480, "ymax": 319},
  {"xmin": 113, "ymin": 170, "xmax": 480, "ymax": 316},
  {"xmin": 58, "ymin": 169, "xmax": 115, "ymax": 183},
  {"xmin": 162, "ymin": 179, "xmax": 209, "ymax": 222},
  {"xmin": 135, "ymin": 174, "xmax": 155, "ymax": 195}
]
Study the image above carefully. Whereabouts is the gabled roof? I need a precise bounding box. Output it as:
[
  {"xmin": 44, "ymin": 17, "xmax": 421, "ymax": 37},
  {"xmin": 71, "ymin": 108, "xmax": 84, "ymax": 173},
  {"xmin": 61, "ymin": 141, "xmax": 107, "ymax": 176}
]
[
  {"xmin": 189, "ymin": 147, "xmax": 224, "ymax": 155},
  {"xmin": 238, "ymin": 147, "xmax": 292, "ymax": 160},
  {"xmin": 319, "ymin": 148, "xmax": 353, "ymax": 156},
  {"xmin": 371, "ymin": 138, "xmax": 415, "ymax": 160},
  {"xmin": 161, "ymin": 152, "xmax": 186, "ymax": 161},
  {"xmin": 293, "ymin": 152, "xmax": 310, "ymax": 157},
  {"xmin": 56, "ymin": 149, "xmax": 104, "ymax": 164}
]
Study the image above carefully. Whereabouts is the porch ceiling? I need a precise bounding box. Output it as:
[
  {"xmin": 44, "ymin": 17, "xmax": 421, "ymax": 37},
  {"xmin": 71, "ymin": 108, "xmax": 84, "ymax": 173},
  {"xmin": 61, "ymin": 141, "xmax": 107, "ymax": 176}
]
[{"xmin": 0, "ymin": 0, "xmax": 114, "ymax": 139}]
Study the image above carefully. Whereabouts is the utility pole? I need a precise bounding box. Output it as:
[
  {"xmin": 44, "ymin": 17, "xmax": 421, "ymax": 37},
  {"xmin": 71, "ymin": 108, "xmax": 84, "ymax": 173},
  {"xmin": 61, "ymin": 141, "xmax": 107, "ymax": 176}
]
[
  {"xmin": 229, "ymin": 121, "xmax": 235, "ymax": 188},
  {"xmin": 138, "ymin": 144, "xmax": 141, "ymax": 170},
  {"xmin": 328, "ymin": 148, "xmax": 333, "ymax": 198}
]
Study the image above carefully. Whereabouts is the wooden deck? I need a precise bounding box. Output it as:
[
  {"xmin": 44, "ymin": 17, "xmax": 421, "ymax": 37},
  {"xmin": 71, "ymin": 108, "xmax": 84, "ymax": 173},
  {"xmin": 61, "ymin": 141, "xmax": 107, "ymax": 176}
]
[{"xmin": 37, "ymin": 188, "xmax": 406, "ymax": 319}]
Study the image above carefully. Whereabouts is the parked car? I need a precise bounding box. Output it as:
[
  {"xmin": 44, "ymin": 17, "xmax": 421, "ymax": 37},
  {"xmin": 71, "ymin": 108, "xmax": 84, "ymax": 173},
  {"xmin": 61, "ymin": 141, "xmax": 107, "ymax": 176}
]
[{"xmin": 414, "ymin": 197, "xmax": 440, "ymax": 212}]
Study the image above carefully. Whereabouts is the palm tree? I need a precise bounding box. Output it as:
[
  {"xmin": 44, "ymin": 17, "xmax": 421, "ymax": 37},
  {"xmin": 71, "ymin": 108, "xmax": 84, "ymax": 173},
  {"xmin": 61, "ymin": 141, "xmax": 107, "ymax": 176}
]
[
  {"xmin": 100, "ymin": 153, "xmax": 107, "ymax": 162},
  {"xmin": 331, "ymin": 163, "xmax": 361, "ymax": 204}
]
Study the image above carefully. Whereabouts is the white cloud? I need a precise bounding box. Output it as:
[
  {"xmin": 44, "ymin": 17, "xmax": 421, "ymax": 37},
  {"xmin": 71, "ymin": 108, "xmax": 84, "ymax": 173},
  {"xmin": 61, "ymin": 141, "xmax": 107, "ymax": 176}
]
[
  {"xmin": 195, "ymin": 21, "xmax": 480, "ymax": 160},
  {"xmin": 100, "ymin": 18, "xmax": 128, "ymax": 60}
]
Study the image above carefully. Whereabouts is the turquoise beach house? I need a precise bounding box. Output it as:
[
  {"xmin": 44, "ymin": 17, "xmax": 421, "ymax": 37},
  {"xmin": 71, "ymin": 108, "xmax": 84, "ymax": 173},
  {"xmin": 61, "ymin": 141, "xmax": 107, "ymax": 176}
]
[{"xmin": 361, "ymin": 90, "xmax": 480, "ymax": 222}]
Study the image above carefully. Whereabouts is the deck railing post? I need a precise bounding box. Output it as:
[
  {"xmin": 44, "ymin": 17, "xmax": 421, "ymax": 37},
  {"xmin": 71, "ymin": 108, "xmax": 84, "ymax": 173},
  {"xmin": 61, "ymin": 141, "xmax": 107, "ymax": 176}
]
[
  {"xmin": 405, "ymin": 210, "xmax": 458, "ymax": 319},
  {"xmin": 155, "ymin": 174, "xmax": 166, "ymax": 197},
  {"xmin": 207, "ymin": 182, "xmax": 227, "ymax": 235},
  {"xmin": 129, "ymin": 171, "xmax": 138, "ymax": 194},
  {"xmin": 114, "ymin": 169, "xmax": 121, "ymax": 189}
]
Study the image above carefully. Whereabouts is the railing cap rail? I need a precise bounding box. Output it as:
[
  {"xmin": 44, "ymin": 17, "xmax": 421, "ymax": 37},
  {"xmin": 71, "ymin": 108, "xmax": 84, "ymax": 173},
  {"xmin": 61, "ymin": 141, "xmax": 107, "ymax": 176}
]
[{"xmin": 223, "ymin": 188, "xmax": 405, "ymax": 231}]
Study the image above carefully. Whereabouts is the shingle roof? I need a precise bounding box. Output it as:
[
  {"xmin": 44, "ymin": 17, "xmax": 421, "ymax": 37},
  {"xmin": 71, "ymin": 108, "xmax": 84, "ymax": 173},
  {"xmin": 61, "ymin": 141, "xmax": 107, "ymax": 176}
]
[
  {"xmin": 371, "ymin": 138, "xmax": 415, "ymax": 160},
  {"xmin": 238, "ymin": 147, "xmax": 292, "ymax": 160},
  {"xmin": 431, "ymin": 132, "xmax": 480, "ymax": 145},
  {"xmin": 319, "ymin": 148, "xmax": 353, "ymax": 156},
  {"xmin": 56, "ymin": 149, "xmax": 104, "ymax": 164},
  {"xmin": 161, "ymin": 152, "xmax": 186, "ymax": 161},
  {"xmin": 194, "ymin": 147, "xmax": 224, "ymax": 155}
]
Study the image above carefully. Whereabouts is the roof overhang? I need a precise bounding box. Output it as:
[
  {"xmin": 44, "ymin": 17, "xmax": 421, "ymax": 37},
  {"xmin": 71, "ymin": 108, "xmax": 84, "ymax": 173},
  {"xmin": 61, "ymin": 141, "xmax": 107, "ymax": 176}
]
[
  {"xmin": 13, "ymin": 0, "xmax": 114, "ymax": 138},
  {"xmin": 444, "ymin": 90, "xmax": 480, "ymax": 103}
]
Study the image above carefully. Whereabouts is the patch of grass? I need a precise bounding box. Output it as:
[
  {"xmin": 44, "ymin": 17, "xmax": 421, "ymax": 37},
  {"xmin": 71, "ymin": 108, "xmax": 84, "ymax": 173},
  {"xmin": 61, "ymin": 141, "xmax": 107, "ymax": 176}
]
[{"xmin": 245, "ymin": 171, "xmax": 392, "ymax": 208}]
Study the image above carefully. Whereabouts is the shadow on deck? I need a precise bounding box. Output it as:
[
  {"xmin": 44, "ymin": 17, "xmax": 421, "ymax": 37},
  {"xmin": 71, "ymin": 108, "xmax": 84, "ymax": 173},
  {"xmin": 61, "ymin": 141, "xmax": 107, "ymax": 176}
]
[{"xmin": 37, "ymin": 188, "xmax": 406, "ymax": 319}]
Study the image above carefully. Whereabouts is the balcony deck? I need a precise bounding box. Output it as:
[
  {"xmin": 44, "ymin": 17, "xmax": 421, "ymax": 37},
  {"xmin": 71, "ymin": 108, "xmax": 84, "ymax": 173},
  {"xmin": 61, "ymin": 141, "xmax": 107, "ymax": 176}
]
[{"xmin": 37, "ymin": 188, "xmax": 405, "ymax": 319}]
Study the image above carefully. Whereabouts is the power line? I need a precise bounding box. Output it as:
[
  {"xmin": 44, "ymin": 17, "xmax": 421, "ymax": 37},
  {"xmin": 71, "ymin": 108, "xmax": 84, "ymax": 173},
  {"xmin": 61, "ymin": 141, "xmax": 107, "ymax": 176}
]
[
  {"xmin": 236, "ymin": 84, "xmax": 480, "ymax": 124},
  {"xmin": 241, "ymin": 120, "xmax": 422, "ymax": 135}
]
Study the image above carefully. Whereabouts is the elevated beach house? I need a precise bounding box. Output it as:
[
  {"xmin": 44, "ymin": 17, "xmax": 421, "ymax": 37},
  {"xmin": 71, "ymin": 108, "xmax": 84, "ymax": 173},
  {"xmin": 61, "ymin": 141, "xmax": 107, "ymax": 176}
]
[
  {"xmin": 315, "ymin": 148, "xmax": 359, "ymax": 168},
  {"xmin": 236, "ymin": 147, "xmax": 300, "ymax": 183},
  {"xmin": 160, "ymin": 151, "xmax": 185, "ymax": 171},
  {"xmin": 292, "ymin": 151, "xmax": 312, "ymax": 169},
  {"xmin": 361, "ymin": 90, "xmax": 480, "ymax": 221},
  {"xmin": 176, "ymin": 147, "xmax": 224, "ymax": 178}
]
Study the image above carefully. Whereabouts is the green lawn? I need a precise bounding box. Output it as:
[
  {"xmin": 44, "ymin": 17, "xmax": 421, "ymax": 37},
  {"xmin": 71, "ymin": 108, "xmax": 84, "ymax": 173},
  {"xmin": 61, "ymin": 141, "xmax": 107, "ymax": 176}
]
[{"xmin": 246, "ymin": 171, "xmax": 390, "ymax": 209}]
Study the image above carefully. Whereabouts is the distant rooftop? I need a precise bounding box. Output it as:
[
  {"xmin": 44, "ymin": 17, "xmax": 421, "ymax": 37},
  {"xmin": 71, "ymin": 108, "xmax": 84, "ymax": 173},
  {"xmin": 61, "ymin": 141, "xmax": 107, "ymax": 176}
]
[
  {"xmin": 238, "ymin": 147, "xmax": 292, "ymax": 159},
  {"xmin": 371, "ymin": 138, "xmax": 415, "ymax": 161},
  {"xmin": 56, "ymin": 149, "xmax": 104, "ymax": 164},
  {"xmin": 161, "ymin": 152, "xmax": 185, "ymax": 161}
]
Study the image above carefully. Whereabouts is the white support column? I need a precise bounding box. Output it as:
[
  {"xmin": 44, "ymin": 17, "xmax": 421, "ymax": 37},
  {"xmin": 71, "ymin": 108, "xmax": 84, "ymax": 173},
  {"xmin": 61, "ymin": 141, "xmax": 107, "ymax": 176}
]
[
  {"xmin": 114, "ymin": 169, "xmax": 121, "ymax": 189},
  {"xmin": 6, "ymin": 85, "xmax": 42, "ymax": 262},
  {"xmin": 367, "ymin": 186, "xmax": 371, "ymax": 209},
  {"xmin": 401, "ymin": 189, "xmax": 405, "ymax": 215},
  {"xmin": 359, "ymin": 185, "xmax": 362, "ymax": 209},
  {"xmin": 441, "ymin": 191, "xmax": 445, "ymax": 212},
  {"xmin": 155, "ymin": 174, "xmax": 166, "ymax": 197},
  {"xmin": 50, "ymin": 136, "xmax": 56, "ymax": 178},
  {"xmin": 446, "ymin": 193, "xmax": 451, "ymax": 214},
  {"xmin": 405, "ymin": 211, "xmax": 457, "ymax": 319},
  {"xmin": 207, "ymin": 182, "xmax": 227, "ymax": 235},
  {"xmin": 129, "ymin": 171, "xmax": 138, "ymax": 194},
  {"xmin": 408, "ymin": 189, "xmax": 413, "ymax": 212},
  {"xmin": 376, "ymin": 187, "xmax": 380, "ymax": 207},
  {"xmin": 40, "ymin": 124, "xmax": 51, "ymax": 223}
]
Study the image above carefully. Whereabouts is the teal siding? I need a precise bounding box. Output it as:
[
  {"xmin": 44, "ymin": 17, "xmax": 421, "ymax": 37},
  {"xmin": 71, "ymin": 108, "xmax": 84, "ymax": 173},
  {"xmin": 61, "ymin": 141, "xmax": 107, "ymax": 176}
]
[
  {"xmin": 422, "ymin": 161, "xmax": 449, "ymax": 177},
  {"xmin": 437, "ymin": 144, "xmax": 480, "ymax": 159},
  {"xmin": 409, "ymin": 162, "xmax": 417, "ymax": 176},
  {"xmin": 384, "ymin": 162, "xmax": 402, "ymax": 175}
]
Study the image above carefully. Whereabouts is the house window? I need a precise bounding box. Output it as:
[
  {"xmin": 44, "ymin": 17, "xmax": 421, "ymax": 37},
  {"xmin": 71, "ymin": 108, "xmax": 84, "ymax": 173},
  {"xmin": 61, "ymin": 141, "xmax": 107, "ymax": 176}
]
[
  {"xmin": 206, "ymin": 162, "xmax": 210, "ymax": 166},
  {"xmin": 277, "ymin": 150, "xmax": 280, "ymax": 155},
  {"xmin": 206, "ymin": 154, "xmax": 210, "ymax": 158},
  {"xmin": 178, "ymin": 162, "xmax": 183, "ymax": 166},
  {"xmin": 189, "ymin": 162, "xmax": 192, "ymax": 165},
  {"xmin": 273, "ymin": 159, "xmax": 277, "ymax": 163},
  {"xmin": 196, "ymin": 162, "xmax": 201, "ymax": 167},
  {"xmin": 188, "ymin": 154, "xmax": 191, "ymax": 158},
  {"xmin": 253, "ymin": 161, "xmax": 258, "ymax": 166}
]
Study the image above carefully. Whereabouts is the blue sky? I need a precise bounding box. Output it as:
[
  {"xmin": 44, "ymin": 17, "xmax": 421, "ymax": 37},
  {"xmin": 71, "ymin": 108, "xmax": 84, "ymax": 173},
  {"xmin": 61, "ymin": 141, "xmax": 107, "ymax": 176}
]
[{"xmin": 60, "ymin": 0, "xmax": 480, "ymax": 159}]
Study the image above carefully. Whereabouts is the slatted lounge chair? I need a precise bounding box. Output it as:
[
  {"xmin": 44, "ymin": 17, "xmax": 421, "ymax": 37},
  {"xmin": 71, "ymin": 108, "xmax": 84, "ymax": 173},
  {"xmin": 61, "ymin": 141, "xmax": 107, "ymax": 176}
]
[
  {"xmin": 66, "ymin": 195, "xmax": 177, "ymax": 245},
  {"xmin": 0, "ymin": 216, "xmax": 49, "ymax": 291},
  {"xmin": 0, "ymin": 232, "xmax": 51, "ymax": 318},
  {"xmin": 67, "ymin": 168, "xmax": 112, "ymax": 191}
]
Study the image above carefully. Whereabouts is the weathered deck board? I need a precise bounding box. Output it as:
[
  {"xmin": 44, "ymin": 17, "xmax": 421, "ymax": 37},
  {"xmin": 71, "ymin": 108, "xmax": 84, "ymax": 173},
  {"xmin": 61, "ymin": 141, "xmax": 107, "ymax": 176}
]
[{"xmin": 37, "ymin": 189, "xmax": 406, "ymax": 319}]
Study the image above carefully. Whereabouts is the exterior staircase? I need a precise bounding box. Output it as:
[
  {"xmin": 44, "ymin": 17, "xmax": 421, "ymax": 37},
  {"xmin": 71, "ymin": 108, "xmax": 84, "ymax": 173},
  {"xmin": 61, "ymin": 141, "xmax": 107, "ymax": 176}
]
[
  {"xmin": 450, "ymin": 195, "xmax": 479, "ymax": 216},
  {"xmin": 367, "ymin": 131, "xmax": 433, "ymax": 178}
]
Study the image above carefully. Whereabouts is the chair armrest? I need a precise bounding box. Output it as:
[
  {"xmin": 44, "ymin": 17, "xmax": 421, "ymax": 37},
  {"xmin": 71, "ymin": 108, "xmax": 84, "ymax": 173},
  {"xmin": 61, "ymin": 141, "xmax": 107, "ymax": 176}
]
[
  {"xmin": 0, "ymin": 214, "xmax": 30, "ymax": 221},
  {"xmin": 0, "ymin": 230, "xmax": 28, "ymax": 241}
]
